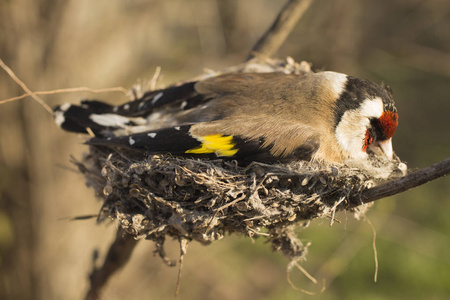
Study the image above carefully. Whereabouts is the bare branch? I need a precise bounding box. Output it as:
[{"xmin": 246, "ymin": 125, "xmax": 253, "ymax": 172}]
[
  {"xmin": 350, "ymin": 157, "xmax": 450, "ymax": 206},
  {"xmin": 84, "ymin": 228, "xmax": 139, "ymax": 300},
  {"xmin": 247, "ymin": 0, "xmax": 314, "ymax": 60}
]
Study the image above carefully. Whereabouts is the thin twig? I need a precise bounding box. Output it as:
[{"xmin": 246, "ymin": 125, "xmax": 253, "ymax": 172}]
[
  {"xmin": 0, "ymin": 58, "xmax": 53, "ymax": 114},
  {"xmin": 364, "ymin": 215, "xmax": 378, "ymax": 282},
  {"xmin": 0, "ymin": 58, "xmax": 128, "ymax": 112},
  {"xmin": 247, "ymin": 0, "xmax": 314, "ymax": 60},
  {"xmin": 350, "ymin": 157, "xmax": 450, "ymax": 206},
  {"xmin": 84, "ymin": 227, "xmax": 139, "ymax": 300},
  {"xmin": 150, "ymin": 66, "xmax": 162, "ymax": 91},
  {"xmin": 286, "ymin": 263, "xmax": 326, "ymax": 295},
  {"xmin": 0, "ymin": 86, "xmax": 128, "ymax": 105},
  {"xmin": 175, "ymin": 238, "xmax": 189, "ymax": 297},
  {"xmin": 295, "ymin": 262, "xmax": 318, "ymax": 284}
]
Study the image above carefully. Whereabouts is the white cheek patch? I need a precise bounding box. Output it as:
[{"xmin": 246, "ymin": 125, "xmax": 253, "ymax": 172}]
[
  {"xmin": 320, "ymin": 71, "xmax": 348, "ymax": 98},
  {"xmin": 335, "ymin": 112, "xmax": 368, "ymax": 160},
  {"xmin": 334, "ymin": 98, "xmax": 383, "ymax": 160}
]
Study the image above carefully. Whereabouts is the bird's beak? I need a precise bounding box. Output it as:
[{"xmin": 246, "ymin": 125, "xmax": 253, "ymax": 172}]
[{"xmin": 369, "ymin": 138, "xmax": 394, "ymax": 160}]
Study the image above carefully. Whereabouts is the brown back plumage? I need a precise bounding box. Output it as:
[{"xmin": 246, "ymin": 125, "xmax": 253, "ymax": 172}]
[{"xmin": 188, "ymin": 72, "xmax": 345, "ymax": 162}]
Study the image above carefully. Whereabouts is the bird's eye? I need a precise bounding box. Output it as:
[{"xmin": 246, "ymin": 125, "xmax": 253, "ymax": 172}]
[{"xmin": 362, "ymin": 129, "xmax": 373, "ymax": 151}]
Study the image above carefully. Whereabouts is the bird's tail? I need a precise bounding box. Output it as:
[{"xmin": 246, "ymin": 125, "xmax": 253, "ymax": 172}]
[{"xmin": 53, "ymin": 81, "xmax": 201, "ymax": 137}]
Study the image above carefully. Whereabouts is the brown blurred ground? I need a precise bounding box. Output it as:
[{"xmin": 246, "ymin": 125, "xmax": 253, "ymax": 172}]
[{"xmin": 0, "ymin": 1, "xmax": 449, "ymax": 300}]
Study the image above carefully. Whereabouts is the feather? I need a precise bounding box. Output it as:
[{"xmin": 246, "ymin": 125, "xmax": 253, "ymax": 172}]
[{"xmin": 55, "ymin": 71, "xmax": 397, "ymax": 164}]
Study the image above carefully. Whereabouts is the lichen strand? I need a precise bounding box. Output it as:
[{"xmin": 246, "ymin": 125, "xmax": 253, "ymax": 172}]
[{"xmin": 73, "ymin": 145, "xmax": 405, "ymax": 263}]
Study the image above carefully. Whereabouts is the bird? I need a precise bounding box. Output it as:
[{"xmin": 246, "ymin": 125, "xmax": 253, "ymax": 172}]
[{"xmin": 53, "ymin": 71, "xmax": 398, "ymax": 165}]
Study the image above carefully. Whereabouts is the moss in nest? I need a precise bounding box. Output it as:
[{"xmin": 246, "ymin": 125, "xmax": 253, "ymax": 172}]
[{"xmin": 73, "ymin": 145, "xmax": 406, "ymax": 264}]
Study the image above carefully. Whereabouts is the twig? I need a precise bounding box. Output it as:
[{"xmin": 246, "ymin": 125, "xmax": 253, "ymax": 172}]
[
  {"xmin": 84, "ymin": 227, "xmax": 139, "ymax": 300},
  {"xmin": 0, "ymin": 58, "xmax": 53, "ymax": 114},
  {"xmin": 364, "ymin": 215, "xmax": 378, "ymax": 282},
  {"xmin": 175, "ymin": 238, "xmax": 189, "ymax": 297},
  {"xmin": 0, "ymin": 58, "xmax": 128, "ymax": 112},
  {"xmin": 295, "ymin": 262, "xmax": 318, "ymax": 284},
  {"xmin": 0, "ymin": 87, "xmax": 128, "ymax": 105},
  {"xmin": 286, "ymin": 261, "xmax": 325, "ymax": 295},
  {"xmin": 350, "ymin": 157, "xmax": 450, "ymax": 206},
  {"xmin": 150, "ymin": 66, "xmax": 162, "ymax": 91},
  {"xmin": 247, "ymin": 0, "xmax": 314, "ymax": 60}
]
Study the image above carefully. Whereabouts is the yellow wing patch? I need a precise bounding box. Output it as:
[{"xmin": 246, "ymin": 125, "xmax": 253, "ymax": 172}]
[{"xmin": 186, "ymin": 134, "xmax": 238, "ymax": 157}]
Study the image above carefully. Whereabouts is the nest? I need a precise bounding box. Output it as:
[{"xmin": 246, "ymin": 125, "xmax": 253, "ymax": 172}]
[
  {"xmin": 73, "ymin": 58, "xmax": 407, "ymax": 264},
  {"xmin": 74, "ymin": 147, "xmax": 406, "ymax": 264}
]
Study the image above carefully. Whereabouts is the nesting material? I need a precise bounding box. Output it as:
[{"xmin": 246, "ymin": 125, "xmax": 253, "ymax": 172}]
[
  {"xmin": 72, "ymin": 58, "xmax": 407, "ymax": 264},
  {"xmin": 74, "ymin": 147, "xmax": 406, "ymax": 264}
]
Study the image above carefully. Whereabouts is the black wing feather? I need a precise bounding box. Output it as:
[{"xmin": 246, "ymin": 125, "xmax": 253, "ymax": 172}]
[
  {"xmin": 54, "ymin": 80, "xmax": 208, "ymax": 136},
  {"xmin": 87, "ymin": 125, "xmax": 202, "ymax": 155}
]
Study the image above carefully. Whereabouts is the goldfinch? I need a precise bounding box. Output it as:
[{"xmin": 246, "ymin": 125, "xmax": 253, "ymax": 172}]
[{"xmin": 54, "ymin": 71, "xmax": 398, "ymax": 164}]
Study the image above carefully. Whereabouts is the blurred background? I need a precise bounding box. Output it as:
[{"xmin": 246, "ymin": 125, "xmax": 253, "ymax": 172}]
[{"xmin": 0, "ymin": 0, "xmax": 449, "ymax": 299}]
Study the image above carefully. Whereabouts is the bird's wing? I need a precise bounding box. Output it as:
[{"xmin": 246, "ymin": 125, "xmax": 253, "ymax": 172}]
[
  {"xmin": 87, "ymin": 122, "xmax": 320, "ymax": 164},
  {"xmin": 194, "ymin": 72, "xmax": 290, "ymax": 95},
  {"xmin": 53, "ymin": 72, "xmax": 297, "ymax": 137},
  {"xmin": 56, "ymin": 72, "xmax": 331, "ymax": 163},
  {"xmin": 53, "ymin": 80, "xmax": 208, "ymax": 137}
]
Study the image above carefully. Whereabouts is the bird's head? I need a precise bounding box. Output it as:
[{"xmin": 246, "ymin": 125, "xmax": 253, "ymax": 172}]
[{"xmin": 334, "ymin": 77, "xmax": 399, "ymax": 161}]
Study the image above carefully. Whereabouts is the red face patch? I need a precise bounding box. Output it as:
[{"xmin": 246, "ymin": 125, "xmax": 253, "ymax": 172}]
[
  {"xmin": 362, "ymin": 130, "xmax": 374, "ymax": 151},
  {"xmin": 378, "ymin": 110, "xmax": 398, "ymax": 139}
]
